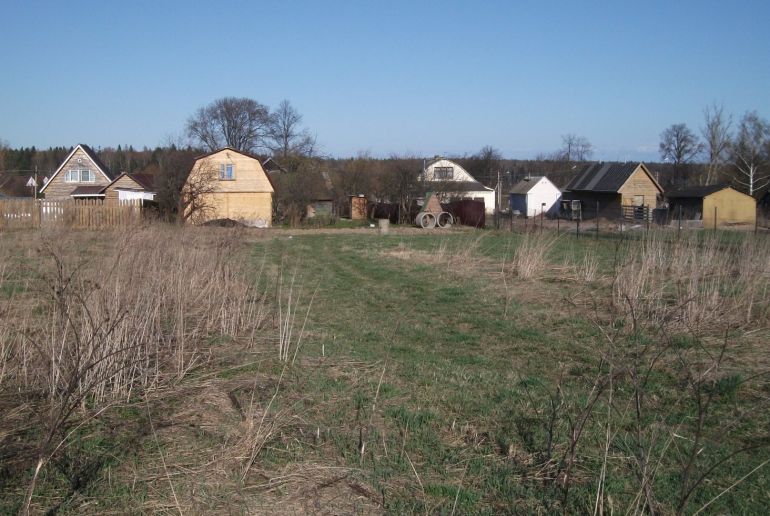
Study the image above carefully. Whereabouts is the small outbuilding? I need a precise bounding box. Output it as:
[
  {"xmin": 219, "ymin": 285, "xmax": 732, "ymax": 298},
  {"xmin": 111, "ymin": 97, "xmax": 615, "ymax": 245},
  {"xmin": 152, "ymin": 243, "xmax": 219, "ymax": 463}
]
[
  {"xmin": 103, "ymin": 173, "xmax": 156, "ymax": 202},
  {"xmin": 666, "ymin": 185, "xmax": 756, "ymax": 228},
  {"xmin": 509, "ymin": 176, "xmax": 561, "ymax": 217}
]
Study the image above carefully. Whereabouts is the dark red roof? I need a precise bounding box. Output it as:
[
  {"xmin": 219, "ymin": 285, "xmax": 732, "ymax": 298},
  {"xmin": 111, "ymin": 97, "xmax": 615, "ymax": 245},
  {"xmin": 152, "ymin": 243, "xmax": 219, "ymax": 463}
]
[
  {"xmin": 125, "ymin": 173, "xmax": 155, "ymax": 190},
  {"xmin": 70, "ymin": 185, "xmax": 106, "ymax": 196}
]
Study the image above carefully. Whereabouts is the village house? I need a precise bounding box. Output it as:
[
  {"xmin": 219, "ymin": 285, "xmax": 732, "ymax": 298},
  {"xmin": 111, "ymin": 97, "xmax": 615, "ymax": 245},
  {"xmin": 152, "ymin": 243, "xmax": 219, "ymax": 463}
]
[
  {"xmin": 185, "ymin": 147, "xmax": 274, "ymax": 227},
  {"xmin": 421, "ymin": 157, "xmax": 496, "ymax": 214},
  {"xmin": 39, "ymin": 144, "xmax": 113, "ymax": 200},
  {"xmin": 562, "ymin": 162, "xmax": 663, "ymax": 219}
]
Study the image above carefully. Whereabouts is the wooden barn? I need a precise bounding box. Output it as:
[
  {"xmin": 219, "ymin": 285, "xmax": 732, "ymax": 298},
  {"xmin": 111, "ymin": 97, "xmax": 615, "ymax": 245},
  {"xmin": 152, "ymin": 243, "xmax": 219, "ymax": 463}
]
[
  {"xmin": 666, "ymin": 185, "xmax": 756, "ymax": 228},
  {"xmin": 563, "ymin": 162, "xmax": 663, "ymax": 219}
]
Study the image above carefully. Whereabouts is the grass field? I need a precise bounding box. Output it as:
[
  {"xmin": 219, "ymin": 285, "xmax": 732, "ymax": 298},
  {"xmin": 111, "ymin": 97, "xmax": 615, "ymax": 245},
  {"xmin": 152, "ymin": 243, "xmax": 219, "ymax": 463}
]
[{"xmin": 1, "ymin": 225, "xmax": 769, "ymax": 514}]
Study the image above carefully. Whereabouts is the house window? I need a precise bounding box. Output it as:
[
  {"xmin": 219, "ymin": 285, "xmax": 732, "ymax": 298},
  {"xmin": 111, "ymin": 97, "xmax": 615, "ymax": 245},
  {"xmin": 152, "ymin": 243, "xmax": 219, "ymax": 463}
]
[
  {"xmin": 65, "ymin": 169, "xmax": 94, "ymax": 182},
  {"xmin": 434, "ymin": 166, "xmax": 453, "ymax": 180},
  {"xmin": 219, "ymin": 163, "xmax": 235, "ymax": 180}
]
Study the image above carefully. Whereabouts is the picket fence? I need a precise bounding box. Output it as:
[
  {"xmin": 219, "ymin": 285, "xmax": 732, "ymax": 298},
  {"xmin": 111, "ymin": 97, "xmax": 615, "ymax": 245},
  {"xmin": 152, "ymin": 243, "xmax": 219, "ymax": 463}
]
[{"xmin": 0, "ymin": 199, "xmax": 145, "ymax": 230}]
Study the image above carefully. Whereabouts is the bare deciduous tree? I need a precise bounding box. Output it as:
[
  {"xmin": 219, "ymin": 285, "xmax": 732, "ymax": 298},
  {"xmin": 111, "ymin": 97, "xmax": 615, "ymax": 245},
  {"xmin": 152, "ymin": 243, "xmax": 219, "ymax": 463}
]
[
  {"xmin": 155, "ymin": 145, "xmax": 195, "ymax": 222},
  {"xmin": 701, "ymin": 103, "xmax": 732, "ymax": 185},
  {"xmin": 559, "ymin": 134, "xmax": 594, "ymax": 162},
  {"xmin": 268, "ymin": 100, "xmax": 316, "ymax": 158},
  {"xmin": 181, "ymin": 160, "xmax": 219, "ymax": 223},
  {"xmin": 382, "ymin": 155, "xmax": 422, "ymax": 224},
  {"xmin": 186, "ymin": 97, "xmax": 272, "ymax": 153},
  {"xmin": 731, "ymin": 111, "xmax": 770, "ymax": 196},
  {"xmin": 469, "ymin": 145, "xmax": 502, "ymax": 186},
  {"xmin": 659, "ymin": 123, "xmax": 702, "ymax": 186}
]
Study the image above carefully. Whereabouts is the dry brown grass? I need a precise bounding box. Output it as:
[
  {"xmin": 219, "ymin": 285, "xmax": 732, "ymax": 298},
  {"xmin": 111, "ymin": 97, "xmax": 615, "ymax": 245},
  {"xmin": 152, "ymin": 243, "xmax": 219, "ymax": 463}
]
[
  {"xmin": 509, "ymin": 232, "xmax": 561, "ymax": 280},
  {"xmin": 0, "ymin": 225, "xmax": 276, "ymax": 512},
  {"xmin": 612, "ymin": 233, "xmax": 770, "ymax": 333}
]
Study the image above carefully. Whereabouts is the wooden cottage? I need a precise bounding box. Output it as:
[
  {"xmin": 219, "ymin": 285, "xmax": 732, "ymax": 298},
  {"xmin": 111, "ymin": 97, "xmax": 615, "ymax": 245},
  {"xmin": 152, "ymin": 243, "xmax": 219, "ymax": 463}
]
[
  {"xmin": 563, "ymin": 162, "xmax": 663, "ymax": 219},
  {"xmin": 39, "ymin": 144, "xmax": 113, "ymax": 200},
  {"xmin": 509, "ymin": 176, "xmax": 562, "ymax": 218},
  {"xmin": 666, "ymin": 185, "xmax": 756, "ymax": 228},
  {"xmin": 185, "ymin": 147, "xmax": 274, "ymax": 227}
]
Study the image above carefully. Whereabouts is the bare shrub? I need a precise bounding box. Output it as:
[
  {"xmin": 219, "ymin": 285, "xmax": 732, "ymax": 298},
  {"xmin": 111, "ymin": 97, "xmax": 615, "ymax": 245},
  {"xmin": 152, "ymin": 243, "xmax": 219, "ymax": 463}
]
[
  {"xmin": 511, "ymin": 232, "xmax": 560, "ymax": 279},
  {"xmin": 547, "ymin": 232, "xmax": 770, "ymax": 513},
  {"xmin": 0, "ymin": 225, "xmax": 272, "ymax": 512}
]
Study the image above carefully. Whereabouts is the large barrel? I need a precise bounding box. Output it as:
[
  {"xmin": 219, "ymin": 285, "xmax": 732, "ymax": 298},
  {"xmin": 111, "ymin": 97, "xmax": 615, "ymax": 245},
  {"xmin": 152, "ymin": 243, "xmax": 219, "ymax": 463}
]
[{"xmin": 415, "ymin": 212, "xmax": 436, "ymax": 229}]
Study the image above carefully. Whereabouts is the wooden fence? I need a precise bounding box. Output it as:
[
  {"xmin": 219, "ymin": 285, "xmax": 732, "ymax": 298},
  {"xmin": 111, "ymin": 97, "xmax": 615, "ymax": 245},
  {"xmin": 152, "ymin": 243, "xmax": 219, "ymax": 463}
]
[{"xmin": 0, "ymin": 199, "xmax": 145, "ymax": 230}]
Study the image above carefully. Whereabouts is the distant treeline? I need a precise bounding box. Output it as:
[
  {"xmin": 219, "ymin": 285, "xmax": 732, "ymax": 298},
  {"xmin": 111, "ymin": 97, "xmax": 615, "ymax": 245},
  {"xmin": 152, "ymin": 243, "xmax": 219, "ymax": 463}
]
[{"xmin": 0, "ymin": 144, "xmax": 710, "ymax": 199}]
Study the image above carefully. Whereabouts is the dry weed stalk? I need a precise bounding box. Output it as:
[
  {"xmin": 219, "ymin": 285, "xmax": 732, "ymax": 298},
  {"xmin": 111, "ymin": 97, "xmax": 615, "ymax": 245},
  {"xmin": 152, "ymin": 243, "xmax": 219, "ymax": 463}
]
[
  {"xmin": 511, "ymin": 232, "xmax": 560, "ymax": 279},
  {"xmin": 0, "ymin": 225, "xmax": 273, "ymax": 513},
  {"xmin": 276, "ymin": 261, "xmax": 318, "ymax": 363},
  {"xmin": 557, "ymin": 232, "xmax": 770, "ymax": 514},
  {"xmin": 613, "ymin": 233, "xmax": 770, "ymax": 333}
]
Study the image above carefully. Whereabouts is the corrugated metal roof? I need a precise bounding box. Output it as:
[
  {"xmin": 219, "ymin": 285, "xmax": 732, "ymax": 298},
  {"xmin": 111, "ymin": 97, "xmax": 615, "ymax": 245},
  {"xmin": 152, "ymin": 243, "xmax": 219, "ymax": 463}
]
[{"xmin": 565, "ymin": 162, "xmax": 641, "ymax": 192}]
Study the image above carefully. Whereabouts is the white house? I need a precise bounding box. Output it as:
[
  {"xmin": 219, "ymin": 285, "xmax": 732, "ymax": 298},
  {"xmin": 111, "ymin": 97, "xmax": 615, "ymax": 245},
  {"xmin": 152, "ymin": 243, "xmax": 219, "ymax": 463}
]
[
  {"xmin": 509, "ymin": 176, "xmax": 562, "ymax": 217},
  {"xmin": 421, "ymin": 157, "xmax": 496, "ymax": 214}
]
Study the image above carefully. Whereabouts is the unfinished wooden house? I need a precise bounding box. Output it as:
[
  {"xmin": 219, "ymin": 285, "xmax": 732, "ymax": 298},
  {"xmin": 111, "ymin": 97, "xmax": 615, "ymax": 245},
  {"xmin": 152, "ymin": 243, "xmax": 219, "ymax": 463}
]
[{"xmin": 185, "ymin": 147, "xmax": 274, "ymax": 227}]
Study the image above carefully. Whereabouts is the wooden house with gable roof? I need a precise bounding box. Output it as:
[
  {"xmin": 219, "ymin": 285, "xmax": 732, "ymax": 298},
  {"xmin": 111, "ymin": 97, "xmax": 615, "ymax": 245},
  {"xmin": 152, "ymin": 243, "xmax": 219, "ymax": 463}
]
[
  {"xmin": 563, "ymin": 162, "xmax": 663, "ymax": 219},
  {"xmin": 39, "ymin": 144, "xmax": 113, "ymax": 200}
]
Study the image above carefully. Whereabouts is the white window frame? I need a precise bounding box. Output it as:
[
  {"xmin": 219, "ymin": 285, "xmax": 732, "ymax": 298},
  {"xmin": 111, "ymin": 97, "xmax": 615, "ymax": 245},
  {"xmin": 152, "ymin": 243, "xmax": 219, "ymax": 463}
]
[
  {"xmin": 65, "ymin": 169, "xmax": 95, "ymax": 183},
  {"xmin": 219, "ymin": 163, "xmax": 235, "ymax": 180},
  {"xmin": 434, "ymin": 166, "xmax": 454, "ymax": 180}
]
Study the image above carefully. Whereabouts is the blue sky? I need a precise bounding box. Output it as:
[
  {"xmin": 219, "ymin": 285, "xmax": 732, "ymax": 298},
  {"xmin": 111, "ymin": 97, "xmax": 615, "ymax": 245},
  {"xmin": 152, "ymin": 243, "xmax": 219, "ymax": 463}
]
[{"xmin": 1, "ymin": 0, "xmax": 769, "ymax": 160}]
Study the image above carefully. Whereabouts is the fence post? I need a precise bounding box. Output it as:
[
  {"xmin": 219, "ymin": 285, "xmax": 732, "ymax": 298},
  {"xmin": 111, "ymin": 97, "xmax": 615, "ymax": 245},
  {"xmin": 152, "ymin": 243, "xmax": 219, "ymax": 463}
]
[
  {"xmin": 714, "ymin": 206, "xmax": 718, "ymax": 232},
  {"xmin": 557, "ymin": 213, "xmax": 560, "ymax": 235},
  {"xmin": 540, "ymin": 207, "xmax": 544, "ymax": 233},
  {"xmin": 595, "ymin": 201, "xmax": 599, "ymax": 239},
  {"xmin": 678, "ymin": 204, "xmax": 682, "ymax": 237},
  {"xmin": 576, "ymin": 217, "xmax": 580, "ymax": 238},
  {"xmin": 646, "ymin": 206, "xmax": 650, "ymax": 234}
]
